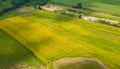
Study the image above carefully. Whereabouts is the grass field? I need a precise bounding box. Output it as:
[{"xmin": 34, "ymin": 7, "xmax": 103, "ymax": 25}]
[
  {"xmin": 0, "ymin": 0, "xmax": 12, "ymax": 10},
  {"xmin": 66, "ymin": 8, "xmax": 120, "ymax": 21},
  {"xmin": 50, "ymin": 0, "xmax": 120, "ymax": 15},
  {"xmin": 0, "ymin": 10, "xmax": 120, "ymax": 69},
  {"xmin": 0, "ymin": 29, "xmax": 45, "ymax": 69}
]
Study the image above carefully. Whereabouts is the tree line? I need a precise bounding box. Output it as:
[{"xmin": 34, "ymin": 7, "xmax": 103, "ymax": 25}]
[{"xmin": 0, "ymin": 0, "xmax": 48, "ymax": 14}]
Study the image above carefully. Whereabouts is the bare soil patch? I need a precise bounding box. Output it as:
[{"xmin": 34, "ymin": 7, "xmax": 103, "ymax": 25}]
[{"xmin": 53, "ymin": 57, "xmax": 109, "ymax": 69}]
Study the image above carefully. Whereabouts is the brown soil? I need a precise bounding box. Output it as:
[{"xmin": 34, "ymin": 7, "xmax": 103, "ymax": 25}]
[{"xmin": 53, "ymin": 57, "xmax": 109, "ymax": 69}]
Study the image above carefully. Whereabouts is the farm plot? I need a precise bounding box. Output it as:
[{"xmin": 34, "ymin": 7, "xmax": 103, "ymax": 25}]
[
  {"xmin": 0, "ymin": 29, "xmax": 45, "ymax": 69},
  {"xmin": 50, "ymin": 0, "xmax": 120, "ymax": 15},
  {"xmin": 0, "ymin": 10, "xmax": 120, "ymax": 69}
]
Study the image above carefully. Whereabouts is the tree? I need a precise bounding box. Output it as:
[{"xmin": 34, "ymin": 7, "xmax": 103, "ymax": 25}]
[
  {"xmin": 34, "ymin": 5, "xmax": 42, "ymax": 10},
  {"xmin": 2, "ymin": 0, "xmax": 6, "ymax": 1},
  {"xmin": 31, "ymin": 0, "xmax": 48, "ymax": 6},
  {"xmin": 0, "ymin": 0, "xmax": 49, "ymax": 14},
  {"xmin": 73, "ymin": 3, "xmax": 82, "ymax": 9}
]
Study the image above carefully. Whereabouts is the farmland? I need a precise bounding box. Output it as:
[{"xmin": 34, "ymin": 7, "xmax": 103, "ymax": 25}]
[
  {"xmin": 0, "ymin": 10, "xmax": 120, "ymax": 69},
  {"xmin": 0, "ymin": 29, "xmax": 45, "ymax": 69},
  {"xmin": 50, "ymin": 0, "xmax": 120, "ymax": 15}
]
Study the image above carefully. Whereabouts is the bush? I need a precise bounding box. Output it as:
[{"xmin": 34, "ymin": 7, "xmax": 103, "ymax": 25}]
[
  {"xmin": 96, "ymin": 20, "xmax": 120, "ymax": 28},
  {"xmin": 67, "ymin": 8, "xmax": 83, "ymax": 14},
  {"xmin": 111, "ymin": 23, "xmax": 120, "ymax": 28},
  {"xmin": 73, "ymin": 3, "xmax": 82, "ymax": 9},
  {"xmin": 67, "ymin": 9, "xmax": 77, "ymax": 12},
  {"xmin": 60, "ymin": 11, "xmax": 75, "ymax": 17},
  {"xmin": 96, "ymin": 20, "xmax": 109, "ymax": 24}
]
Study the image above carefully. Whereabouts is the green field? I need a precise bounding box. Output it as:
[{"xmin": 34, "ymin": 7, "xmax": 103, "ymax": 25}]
[
  {"xmin": 66, "ymin": 8, "xmax": 120, "ymax": 21},
  {"xmin": 0, "ymin": 6, "xmax": 36, "ymax": 20},
  {"xmin": 0, "ymin": 28, "xmax": 45, "ymax": 68},
  {"xmin": 0, "ymin": 10, "xmax": 120, "ymax": 69},
  {"xmin": 50, "ymin": 0, "xmax": 120, "ymax": 15}
]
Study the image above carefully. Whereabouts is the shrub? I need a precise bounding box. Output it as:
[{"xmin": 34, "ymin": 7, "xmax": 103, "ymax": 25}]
[
  {"xmin": 96, "ymin": 20, "xmax": 120, "ymax": 28},
  {"xmin": 73, "ymin": 3, "xmax": 82, "ymax": 9},
  {"xmin": 67, "ymin": 8, "xmax": 83, "ymax": 14},
  {"xmin": 67, "ymin": 9, "xmax": 77, "ymax": 12},
  {"xmin": 60, "ymin": 11, "xmax": 75, "ymax": 17},
  {"xmin": 96, "ymin": 20, "xmax": 109, "ymax": 24}
]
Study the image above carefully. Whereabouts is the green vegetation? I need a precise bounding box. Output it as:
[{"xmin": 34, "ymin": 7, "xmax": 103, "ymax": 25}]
[
  {"xmin": 0, "ymin": 6, "xmax": 37, "ymax": 19},
  {"xmin": 60, "ymin": 62, "xmax": 105, "ymax": 69},
  {"xmin": 0, "ymin": 0, "xmax": 120, "ymax": 69},
  {"xmin": 0, "ymin": 0, "xmax": 29, "ymax": 14},
  {"xmin": 67, "ymin": 8, "xmax": 120, "ymax": 21},
  {"xmin": 0, "ymin": 10, "xmax": 120, "ymax": 69},
  {"xmin": 50, "ymin": 0, "xmax": 120, "ymax": 15},
  {"xmin": 73, "ymin": 3, "xmax": 82, "ymax": 9},
  {"xmin": 96, "ymin": 20, "xmax": 120, "ymax": 28},
  {"xmin": 0, "ymin": 29, "xmax": 45, "ymax": 69},
  {"xmin": 54, "ymin": 58, "xmax": 108, "ymax": 69},
  {"xmin": 0, "ymin": 0, "xmax": 48, "ymax": 14}
]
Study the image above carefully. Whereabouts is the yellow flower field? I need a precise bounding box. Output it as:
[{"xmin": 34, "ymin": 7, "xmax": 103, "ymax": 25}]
[{"xmin": 0, "ymin": 10, "xmax": 120, "ymax": 69}]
